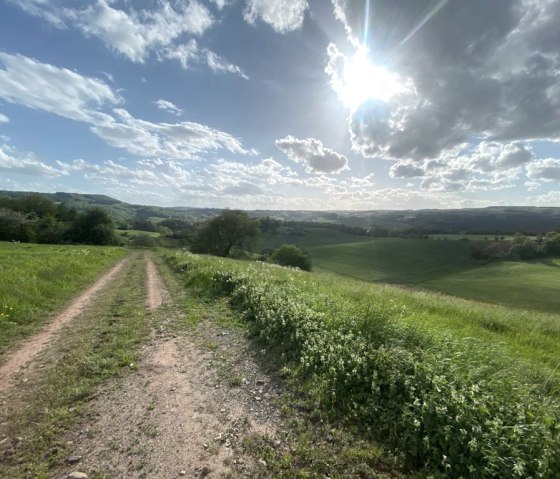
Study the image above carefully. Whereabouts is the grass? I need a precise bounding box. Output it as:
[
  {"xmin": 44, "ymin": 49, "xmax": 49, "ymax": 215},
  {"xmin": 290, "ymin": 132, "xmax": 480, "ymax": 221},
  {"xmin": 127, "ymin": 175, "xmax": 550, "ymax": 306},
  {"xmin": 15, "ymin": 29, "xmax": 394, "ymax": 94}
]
[
  {"xmin": 427, "ymin": 259, "xmax": 560, "ymax": 314},
  {"xmin": 163, "ymin": 251, "xmax": 560, "ymax": 478},
  {"xmin": 257, "ymin": 228, "xmax": 560, "ymax": 313},
  {"xmin": 0, "ymin": 242, "xmax": 126, "ymax": 357},
  {"xmin": 310, "ymin": 238, "xmax": 474, "ymax": 283},
  {"xmin": 0, "ymin": 252, "xmax": 151, "ymax": 479}
]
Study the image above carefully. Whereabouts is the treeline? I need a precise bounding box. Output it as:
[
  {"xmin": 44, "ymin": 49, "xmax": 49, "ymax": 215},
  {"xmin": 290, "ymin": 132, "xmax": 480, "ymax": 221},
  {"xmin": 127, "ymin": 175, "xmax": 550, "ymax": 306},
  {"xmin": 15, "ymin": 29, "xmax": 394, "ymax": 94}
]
[
  {"xmin": 0, "ymin": 193, "xmax": 117, "ymax": 245},
  {"xmin": 470, "ymin": 233, "xmax": 560, "ymax": 260}
]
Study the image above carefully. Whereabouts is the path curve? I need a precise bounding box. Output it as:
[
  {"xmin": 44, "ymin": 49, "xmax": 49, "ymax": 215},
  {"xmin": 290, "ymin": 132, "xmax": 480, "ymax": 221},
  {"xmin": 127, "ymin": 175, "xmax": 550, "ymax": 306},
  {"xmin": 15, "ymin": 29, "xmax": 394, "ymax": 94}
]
[{"xmin": 0, "ymin": 257, "xmax": 128, "ymax": 394}]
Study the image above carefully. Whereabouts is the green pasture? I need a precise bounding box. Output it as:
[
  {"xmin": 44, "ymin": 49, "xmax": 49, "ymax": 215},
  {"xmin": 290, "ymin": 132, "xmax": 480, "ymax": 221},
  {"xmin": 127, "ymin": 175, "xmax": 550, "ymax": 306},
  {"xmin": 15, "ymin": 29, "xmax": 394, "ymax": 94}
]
[
  {"xmin": 258, "ymin": 228, "xmax": 560, "ymax": 314},
  {"xmin": 0, "ymin": 242, "xmax": 126, "ymax": 356}
]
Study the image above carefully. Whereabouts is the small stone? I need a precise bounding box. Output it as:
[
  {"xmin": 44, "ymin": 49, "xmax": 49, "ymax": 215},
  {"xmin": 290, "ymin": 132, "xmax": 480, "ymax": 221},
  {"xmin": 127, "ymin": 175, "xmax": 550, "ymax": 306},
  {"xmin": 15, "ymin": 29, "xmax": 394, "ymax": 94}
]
[
  {"xmin": 255, "ymin": 396, "xmax": 262, "ymax": 402},
  {"xmin": 14, "ymin": 436, "xmax": 23, "ymax": 443},
  {"xmin": 179, "ymin": 471, "xmax": 186, "ymax": 476},
  {"xmin": 258, "ymin": 459, "xmax": 267, "ymax": 467},
  {"xmin": 65, "ymin": 455, "xmax": 82, "ymax": 465},
  {"xmin": 67, "ymin": 472, "xmax": 88, "ymax": 479},
  {"xmin": 273, "ymin": 439, "xmax": 281, "ymax": 447},
  {"xmin": 220, "ymin": 409, "xmax": 226, "ymax": 413}
]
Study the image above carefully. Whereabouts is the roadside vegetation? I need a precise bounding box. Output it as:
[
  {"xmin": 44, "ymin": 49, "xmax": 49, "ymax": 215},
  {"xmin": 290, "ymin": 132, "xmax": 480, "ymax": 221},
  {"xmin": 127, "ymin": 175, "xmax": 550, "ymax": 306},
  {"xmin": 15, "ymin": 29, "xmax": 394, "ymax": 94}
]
[
  {"xmin": 163, "ymin": 251, "xmax": 560, "ymax": 479},
  {"xmin": 0, "ymin": 254, "xmax": 150, "ymax": 478},
  {"xmin": 0, "ymin": 242, "xmax": 126, "ymax": 356}
]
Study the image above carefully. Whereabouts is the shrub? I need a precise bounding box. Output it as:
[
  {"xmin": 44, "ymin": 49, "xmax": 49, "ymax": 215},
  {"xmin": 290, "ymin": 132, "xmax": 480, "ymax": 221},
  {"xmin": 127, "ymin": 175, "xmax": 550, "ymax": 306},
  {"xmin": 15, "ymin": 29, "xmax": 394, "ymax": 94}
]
[{"xmin": 271, "ymin": 244, "xmax": 311, "ymax": 271}]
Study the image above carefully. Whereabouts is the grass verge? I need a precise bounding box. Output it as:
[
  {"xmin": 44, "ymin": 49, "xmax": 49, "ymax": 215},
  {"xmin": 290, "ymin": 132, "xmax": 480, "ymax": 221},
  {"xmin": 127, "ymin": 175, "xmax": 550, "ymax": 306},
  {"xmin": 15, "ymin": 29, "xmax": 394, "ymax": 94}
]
[
  {"xmin": 0, "ymin": 242, "xmax": 126, "ymax": 357},
  {"xmin": 0, "ymin": 253, "xmax": 150, "ymax": 479}
]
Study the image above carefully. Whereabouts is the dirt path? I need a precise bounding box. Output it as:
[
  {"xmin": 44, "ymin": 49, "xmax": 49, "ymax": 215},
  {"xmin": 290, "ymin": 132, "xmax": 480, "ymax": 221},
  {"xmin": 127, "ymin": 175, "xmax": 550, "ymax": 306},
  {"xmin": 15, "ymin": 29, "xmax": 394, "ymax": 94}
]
[
  {"xmin": 56, "ymin": 258, "xmax": 283, "ymax": 479},
  {"xmin": 0, "ymin": 257, "xmax": 128, "ymax": 394},
  {"xmin": 146, "ymin": 257, "xmax": 167, "ymax": 311}
]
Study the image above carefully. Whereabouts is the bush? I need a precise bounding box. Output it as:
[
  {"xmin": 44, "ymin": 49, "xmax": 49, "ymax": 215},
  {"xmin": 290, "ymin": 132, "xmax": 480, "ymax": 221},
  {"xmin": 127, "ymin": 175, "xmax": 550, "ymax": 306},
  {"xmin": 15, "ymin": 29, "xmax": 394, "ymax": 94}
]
[{"xmin": 271, "ymin": 244, "xmax": 311, "ymax": 271}]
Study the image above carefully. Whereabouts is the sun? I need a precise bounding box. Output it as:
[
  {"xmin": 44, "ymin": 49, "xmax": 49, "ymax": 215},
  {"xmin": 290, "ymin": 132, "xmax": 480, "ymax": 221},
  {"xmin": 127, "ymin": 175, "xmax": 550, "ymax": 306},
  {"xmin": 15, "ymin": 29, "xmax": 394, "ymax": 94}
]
[{"xmin": 341, "ymin": 48, "xmax": 405, "ymax": 109}]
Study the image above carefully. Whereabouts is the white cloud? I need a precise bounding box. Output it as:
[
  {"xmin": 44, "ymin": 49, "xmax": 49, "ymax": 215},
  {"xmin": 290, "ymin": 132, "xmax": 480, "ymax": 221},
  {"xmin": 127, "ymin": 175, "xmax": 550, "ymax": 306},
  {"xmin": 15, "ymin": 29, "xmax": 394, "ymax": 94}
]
[
  {"xmin": 329, "ymin": 0, "xmax": 560, "ymax": 166},
  {"xmin": 0, "ymin": 53, "xmax": 254, "ymax": 161},
  {"xmin": 275, "ymin": 136, "xmax": 348, "ymax": 174},
  {"xmin": 155, "ymin": 99, "xmax": 183, "ymax": 116},
  {"xmin": 163, "ymin": 40, "xmax": 248, "ymax": 79},
  {"xmin": 243, "ymin": 0, "xmax": 308, "ymax": 33},
  {"xmin": 163, "ymin": 40, "xmax": 200, "ymax": 70},
  {"xmin": 526, "ymin": 158, "xmax": 560, "ymax": 182},
  {"xmin": 210, "ymin": 0, "xmax": 232, "ymax": 10},
  {"xmin": 0, "ymin": 112, "xmax": 8, "ymax": 123},
  {"xmin": 91, "ymin": 109, "xmax": 255, "ymax": 160},
  {"xmin": 0, "ymin": 52, "xmax": 120, "ymax": 124},
  {"xmin": 205, "ymin": 51, "xmax": 249, "ymax": 79},
  {"xmin": 0, "ymin": 143, "xmax": 66, "ymax": 177},
  {"xmin": 9, "ymin": 0, "xmax": 214, "ymax": 63}
]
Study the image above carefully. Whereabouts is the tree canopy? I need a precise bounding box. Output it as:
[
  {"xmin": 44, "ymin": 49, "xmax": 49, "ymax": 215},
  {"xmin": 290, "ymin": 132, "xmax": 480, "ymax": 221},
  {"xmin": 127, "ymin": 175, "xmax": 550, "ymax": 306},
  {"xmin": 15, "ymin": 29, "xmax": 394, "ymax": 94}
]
[{"xmin": 192, "ymin": 210, "xmax": 258, "ymax": 257}]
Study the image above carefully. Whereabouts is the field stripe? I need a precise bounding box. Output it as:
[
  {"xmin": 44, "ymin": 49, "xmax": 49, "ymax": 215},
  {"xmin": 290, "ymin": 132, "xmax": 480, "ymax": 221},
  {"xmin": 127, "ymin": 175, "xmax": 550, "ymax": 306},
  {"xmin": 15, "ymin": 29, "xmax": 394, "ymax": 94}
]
[{"xmin": 0, "ymin": 257, "xmax": 129, "ymax": 393}]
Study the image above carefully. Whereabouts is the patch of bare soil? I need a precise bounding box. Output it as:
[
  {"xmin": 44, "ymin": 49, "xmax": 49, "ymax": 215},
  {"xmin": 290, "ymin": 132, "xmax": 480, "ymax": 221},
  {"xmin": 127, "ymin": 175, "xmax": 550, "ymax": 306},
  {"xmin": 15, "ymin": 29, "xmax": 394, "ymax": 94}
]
[
  {"xmin": 146, "ymin": 257, "xmax": 167, "ymax": 311},
  {"xmin": 55, "ymin": 261, "xmax": 284, "ymax": 479},
  {"xmin": 0, "ymin": 258, "xmax": 128, "ymax": 395}
]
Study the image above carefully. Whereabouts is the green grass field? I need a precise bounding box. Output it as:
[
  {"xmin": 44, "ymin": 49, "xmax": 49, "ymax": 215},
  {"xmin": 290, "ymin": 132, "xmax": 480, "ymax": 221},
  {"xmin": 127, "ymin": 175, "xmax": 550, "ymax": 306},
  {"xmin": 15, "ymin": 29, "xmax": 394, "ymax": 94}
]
[
  {"xmin": 257, "ymin": 228, "xmax": 560, "ymax": 313},
  {"xmin": 0, "ymin": 242, "xmax": 126, "ymax": 356}
]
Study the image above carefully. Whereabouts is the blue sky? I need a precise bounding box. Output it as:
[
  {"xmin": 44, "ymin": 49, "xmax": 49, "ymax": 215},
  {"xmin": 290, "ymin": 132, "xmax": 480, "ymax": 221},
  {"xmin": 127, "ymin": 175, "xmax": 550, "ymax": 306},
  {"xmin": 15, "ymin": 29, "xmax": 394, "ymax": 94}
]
[{"xmin": 0, "ymin": 0, "xmax": 559, "ymax": 210}]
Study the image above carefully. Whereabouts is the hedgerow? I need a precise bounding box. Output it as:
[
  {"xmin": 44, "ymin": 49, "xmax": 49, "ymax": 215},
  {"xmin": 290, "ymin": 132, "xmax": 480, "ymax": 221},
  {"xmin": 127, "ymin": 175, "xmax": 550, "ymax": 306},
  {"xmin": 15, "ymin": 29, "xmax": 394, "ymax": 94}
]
[{"xmin": 166, "ymin": 251, "xmax": 560, "ymax": 478}]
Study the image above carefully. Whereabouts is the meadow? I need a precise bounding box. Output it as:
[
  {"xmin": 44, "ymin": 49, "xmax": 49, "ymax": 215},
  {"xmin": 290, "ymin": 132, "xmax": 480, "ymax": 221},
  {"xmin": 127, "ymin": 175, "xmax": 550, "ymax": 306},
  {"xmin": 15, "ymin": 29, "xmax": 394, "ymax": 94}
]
[
  {"xmin": 257, "ymin": 228, "xmax": 560, "ymax": 313},
  {"xmin": 0, "ymin": 242, "xmax": 126, "ymax": 356},
  {"xmin": 164, "ymin": 250, "xmax": 560, "ymax": 478}
]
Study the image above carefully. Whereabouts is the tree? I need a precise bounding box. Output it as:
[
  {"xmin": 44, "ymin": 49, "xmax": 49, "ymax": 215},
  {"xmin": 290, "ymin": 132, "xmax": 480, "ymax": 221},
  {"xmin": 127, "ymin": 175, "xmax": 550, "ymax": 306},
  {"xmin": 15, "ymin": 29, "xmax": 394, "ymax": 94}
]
[
  {"xmin": 192, "ymin": 210, "xmax": 257, "ymax": 257},
  {"xmin": 271, "ymin": 244, "xmax": 311, "ymax": 271},
  {"xmin": 72, "ymin": 207, "xmax": 116, "ymax": 245}
]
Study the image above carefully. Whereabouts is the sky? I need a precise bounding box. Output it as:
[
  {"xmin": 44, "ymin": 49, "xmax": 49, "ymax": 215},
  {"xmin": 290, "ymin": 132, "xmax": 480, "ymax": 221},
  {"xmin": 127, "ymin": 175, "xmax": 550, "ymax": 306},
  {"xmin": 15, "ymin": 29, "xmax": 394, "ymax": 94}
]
[{"xmin": 0, "ymin": 0, "xmax": 560, "ymax": 210}]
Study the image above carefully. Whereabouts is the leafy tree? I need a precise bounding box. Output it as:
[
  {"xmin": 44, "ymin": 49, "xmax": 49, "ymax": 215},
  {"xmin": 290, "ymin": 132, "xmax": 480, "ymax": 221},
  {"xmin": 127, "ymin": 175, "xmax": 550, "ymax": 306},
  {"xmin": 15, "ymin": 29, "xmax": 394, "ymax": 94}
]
[
  {"xmin": 72, "ymin": 207, "xmax": 116, "ymax": 245},
  {"xmin": 192, "ymin": 210, "xmax": 258, "ymax": 257},
  {"xmin": 271, "ymin": 244, "xmax": 311, "ymax": 271}
]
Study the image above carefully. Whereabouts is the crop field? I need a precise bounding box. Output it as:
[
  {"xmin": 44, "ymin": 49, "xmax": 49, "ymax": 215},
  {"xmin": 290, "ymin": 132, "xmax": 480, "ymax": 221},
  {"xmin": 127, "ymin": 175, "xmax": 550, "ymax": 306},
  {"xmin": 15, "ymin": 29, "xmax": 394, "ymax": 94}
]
[
  {"xmin": 0, "ymin": 242, "xmax": 126, "ymax": 355},
  {"xmin": 164, "ymin": 251, "xmax": 560, "ymax": 478}
]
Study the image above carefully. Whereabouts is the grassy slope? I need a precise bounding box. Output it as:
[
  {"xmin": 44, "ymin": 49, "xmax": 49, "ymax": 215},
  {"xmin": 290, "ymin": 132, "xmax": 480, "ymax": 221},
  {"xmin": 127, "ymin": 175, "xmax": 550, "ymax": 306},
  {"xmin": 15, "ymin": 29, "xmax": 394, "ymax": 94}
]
[
  {"xmin": 0, "ymin": 242, "xmax": 126, "ymax": 356},
  {"xmin": 258, "ymin": 229, "xmax": 560, "ymax": 313},
  {"xmin": 427, "ymin": 259, "xmax": 560, "ymax": 314},
  {"xmin": 310, "ymin": 238, "xmax": 473, "ymax": 283}
]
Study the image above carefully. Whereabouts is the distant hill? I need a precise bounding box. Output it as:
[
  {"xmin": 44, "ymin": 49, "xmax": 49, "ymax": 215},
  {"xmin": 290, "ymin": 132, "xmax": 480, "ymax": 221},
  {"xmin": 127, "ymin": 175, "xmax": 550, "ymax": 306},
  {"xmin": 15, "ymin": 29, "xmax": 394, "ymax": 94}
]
[{"xmin": 1, "ymin": 190, "xmax": 559, "ymax": 234}]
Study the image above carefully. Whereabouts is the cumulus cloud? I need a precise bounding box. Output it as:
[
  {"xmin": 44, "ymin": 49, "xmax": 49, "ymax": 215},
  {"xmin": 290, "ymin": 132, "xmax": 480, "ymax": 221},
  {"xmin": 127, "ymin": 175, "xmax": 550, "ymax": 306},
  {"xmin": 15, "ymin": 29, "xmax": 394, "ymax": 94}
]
[
  {"xmin": 0, "ymin": 112, "xmax": 8, "ymax": 123},
  {"xmin": 328, "ymin": 0, "xmax": 560, "ymax": 166},
  {"xmin": 244, "ymin": 0, "xmax": 308, "ymax": 33},
  {"xmin": 0, "ymin": 143, "xmax": 66, "ymax": 177},
  {"xmin": 92, "ymin": 108, "xmax": 256, "ymax": 160},
  {"xmin": 275, "ymin": 136, "xmax": 348, "ymax": 173},
  {"xmin": 526, "ymin": 158, "xmax": 560, "ymax": 182},
  {"xmin": 155, "ymin": 99, "xmax": 183, "ymax": 116},
  {"xmin": 9, "ymin": 0, "xmax": 214, "ymax": 63},
  {"xmin": 0, "ymin": 52, "xmax": 119, "ymax": 124},
  {"xmin": 0, "ymin": 53, "xmax": 254, "ymax": 161},
  {"xmin": 389, "ymin": 161, "xmax": 425, "ymax": 179}
]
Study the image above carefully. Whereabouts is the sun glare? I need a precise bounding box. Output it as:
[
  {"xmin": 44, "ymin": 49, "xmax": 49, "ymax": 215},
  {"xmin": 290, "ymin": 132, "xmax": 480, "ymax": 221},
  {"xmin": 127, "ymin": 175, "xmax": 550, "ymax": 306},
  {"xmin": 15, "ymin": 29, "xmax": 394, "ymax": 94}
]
[{"xmin": 342, "ymin": 48, "xmax": 404, "ymax": 109}]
